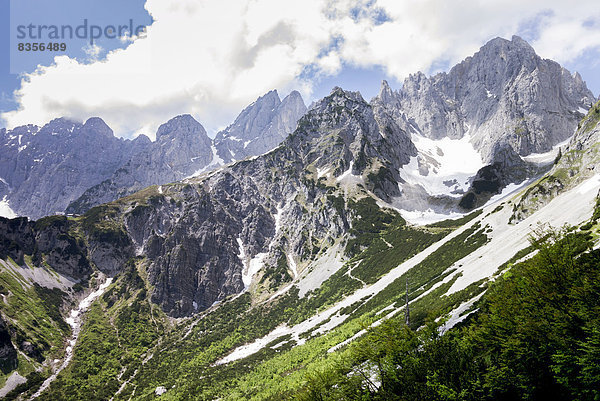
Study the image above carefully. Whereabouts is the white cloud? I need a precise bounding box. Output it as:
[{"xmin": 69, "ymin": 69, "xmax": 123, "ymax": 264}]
[
  {"xmin": 2, "ymin": 0, "xmax": 599, "ymax": 138},
  {"xmin": 82, "ymin": 43, "xmax": 104, "ymax": 61}
]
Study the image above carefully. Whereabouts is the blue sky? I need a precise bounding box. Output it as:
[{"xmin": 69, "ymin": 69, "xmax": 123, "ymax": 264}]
[
  {"xmin": 1, "ymin": 0, "xmax": 599, "ymax": 138},
  {"xmin": 1, "ymin": 0, "xmax": 152, "ymax": 113}
]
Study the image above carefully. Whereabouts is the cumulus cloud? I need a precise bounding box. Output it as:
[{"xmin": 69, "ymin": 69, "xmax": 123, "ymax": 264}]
[{"xmin": 2, "ymin": 0, "xmax": 599, "ymax": 138}]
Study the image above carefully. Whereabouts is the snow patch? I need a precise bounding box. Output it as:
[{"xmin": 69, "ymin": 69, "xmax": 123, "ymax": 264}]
[
  {"xmin": 522, "ymin": 138, "xmax": 569, "ymax": 166},
  {"xmin": 187, "ymin": 145, "xmax": 224, "ymax": 178},
  {"xmin": 0, "ymin": 196, "xmax": 17, "ymax": 218},
  {"xmin": 215, "ymin": 325, "xmax": 290, "ymax": 365},
  {"xmin": 439, "ymin": 292, "xmax": 485, "ymax": 333},
  {"xmin": 237, "ymin": 237, "xmax": 266, "ymax": 290},
  {"xmin": 336, "ymin": 161, "xmax": 362, "ymax": 185},
  {"xmin": 273, "ymin": 205, "xmax": 283, "ymax": 235},
  {"xmin": 577, "ymin": 174, "xmax": 600, "ymax": 195},
  {"xmin": 316, "ymin": 167, "xmax": 331, "ymax": 179},
  {"xmin": 288, "ymin": 254, "xmax": 298, "ymax": 279},
  {"xmin": 484, "ymin": 180, "xmax": 528, "ymax": 206},
  {"xmin": 400, "ymin": 133, "xmax": 484, "ymax": 197},
  {"xmin": 445, "ymin": 173, "xmax": 600, "ymax": 295},
  {"xmin": 400, "ymin": 208, "xmax": 465, "ymax": 225}
]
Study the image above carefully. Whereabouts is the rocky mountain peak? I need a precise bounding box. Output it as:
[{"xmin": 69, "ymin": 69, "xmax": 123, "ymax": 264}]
[
  {"xmin": 38, "ymin": 118, "xmax": 79, "ymax": 136},
  {"xmin": 280, "ymin": 90, "xmax": 305, "ymax": 111},
  {"xmin": 377, "ymin": 80, "xmax": 396, "ymax": 104},
  {"xmin": 475, "ymin": 35, "xmax": 536, "ymax": 60},
  {"xmin": 214, "ymin": 89, "xmax": 306, "ymax": 163},
  {"xmin": 259, "ymin": 89, "xmax": 280, "ymax": 102},
  {"xmin": 82, "ymin": 117, "xmax": 113, "ymax": 138},
  {"xmin": 320, "ymin": 87, "xmax": 365, "ymax": 110},
  {"xmin": 286, "ymin": 85, "xmax": 415, "ymax": 200},
  {"xmin": 0, "ymin": 117, "xmax": 149, "ymax": 218},
  {"xmin": 219, "ymin": 91, "xmax": 282, "ymax": 141},
  {"xmin": 391, "ymin": 36, "xmax": 596, "ymax": 159},
  {"xmin": 156, "ymin": 114, "xmax": 207, "ymax": 141}
]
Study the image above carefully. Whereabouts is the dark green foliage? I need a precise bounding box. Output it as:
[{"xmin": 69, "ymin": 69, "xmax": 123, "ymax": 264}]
[
  {"xmin": 366, "ymin": 166, "xmax": 397, "ymax": 198},
  {"xmin": 406, "ymin": 223, "xmax": 487, "ymax": 289},
  {"xmin": 33, "ymin": 285, "xmax": 69, "ymax": 333},
  {"xmin": 351, "ymin": 223, "xmax": 488, "ymax": 326},
  {"xmin": 79, "ymin": 204, "xmax": 130, "ymax": 247},
  {"xmin": 350, "ymin": 226, "xmax": 446, "ymax": 285},
  {"xmin": 33, "ymin": 215, "xmax": 68, "ymax": 231},
  {"xmin": 345, "ymin": 197, "xmax": 402, "ymax": 256},
  {"xmin": 0, "ymin": 264, "xmax": 71, "ymax": 369},
  {"xmin": 261, "ymin": 254, "xmax": 293, "ymax": 291},
  {"xmin": 580, "ymin": 99, "xmax": 600, "ymax": 134},
  {"xmin": 38, "ymin": 303, "xmax": 123, "ymax": 401},
  {"xmin": 494, "ymin": 244, "xmax": 535, "ymax": 274},
  {"xmin": 591, "ymin": 194, "xmax": 600, "ymax": 223},
  {"xmin": 297, "ymin": 226, "xmax": 600, "ymax": 401}
]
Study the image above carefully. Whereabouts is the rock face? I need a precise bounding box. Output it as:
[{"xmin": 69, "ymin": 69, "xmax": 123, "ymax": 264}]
[
  {"xmin": 214, "ymin": 90, "xmax": 307, "ymax": 163},
  {"xmin": 0, "ymin": 216, "xmax": 91, "ymax": 278},
  {"xmin": 0, "ymin": 118, "xmax": 149, "ymax": 219},
  {"xmin": 70, "ymin": 92, "xmax": 307, "ymax": 215},
  {"xmin": 371, "ymin": 36, "xmax": 596, "ymax": 212},
  {"xmin": 67, "ymin": 115, "xmax": 213, "ymax": 214},
  {"xmin": 0, "ymin": 315, "xmax": 17, "ymax": 374},
  {"xmin": 61, "ymin": 87, "xmax": 414, "ymax": 317},
  {"xmin": 389, "ymin": 36, "xmax": 595, "ymax": 163}
]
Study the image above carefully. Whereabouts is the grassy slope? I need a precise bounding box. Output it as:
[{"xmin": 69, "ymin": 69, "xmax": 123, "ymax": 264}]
[
  {"xmin": 72, "ymin": 197, "xmax": 491, "ymax": 400},
  {"xmin": 0, "ymin": 257, "xmax": 70, "ymax": 391},
  {"xmin": 296, "ymin": 215, "xmax": 600, "ymax": 400}
]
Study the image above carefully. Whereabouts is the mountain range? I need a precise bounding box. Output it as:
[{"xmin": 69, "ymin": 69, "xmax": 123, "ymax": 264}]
[
  {"xmin": 0, "ymin": 36, "xmax": 599, "ymax": 400},
  {"xmin": 0, "ymin": 90, "xmax": 307, "ymax": 219}
]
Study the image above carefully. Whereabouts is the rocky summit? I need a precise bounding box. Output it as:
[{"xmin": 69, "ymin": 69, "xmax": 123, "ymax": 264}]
[{"xmin": 214, "ymin": 89, "xmax": 307, "ymax": 163}]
